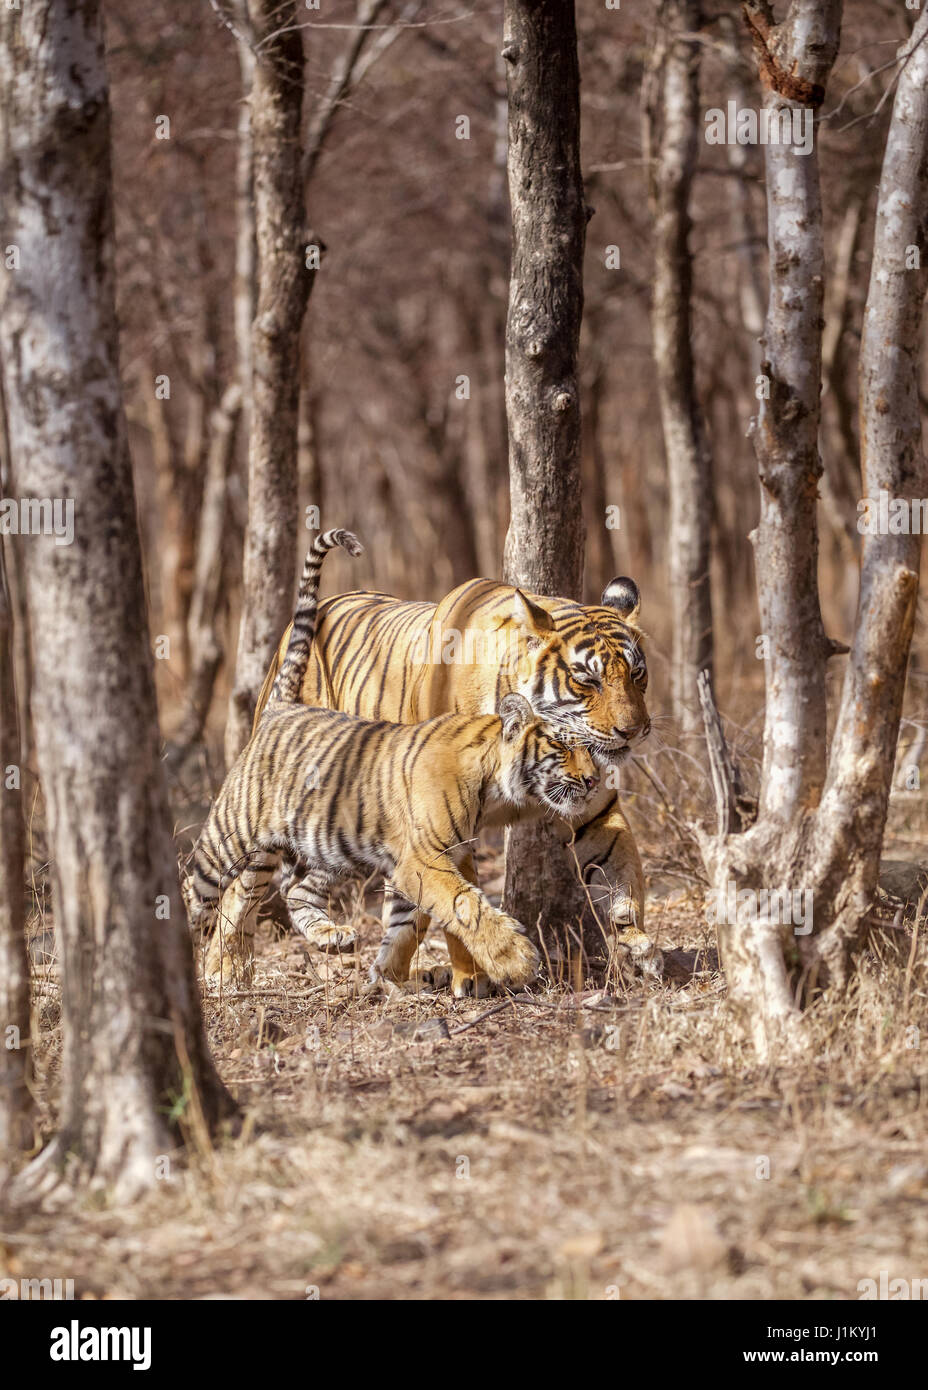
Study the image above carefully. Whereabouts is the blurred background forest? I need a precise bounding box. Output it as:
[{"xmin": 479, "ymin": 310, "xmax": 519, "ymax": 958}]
[{"xmin": 79, "ymin": 0, "xmax": 922, "ymax": 768}]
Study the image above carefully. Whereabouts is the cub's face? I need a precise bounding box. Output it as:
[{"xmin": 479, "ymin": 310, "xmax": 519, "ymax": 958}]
[
  {"xmin": 498, "ymin": 696, "xmax": 600, "ymax": 815},
  {"xmin": 513, "ymin": 580, "xmax": 650, "ymax": 769}
]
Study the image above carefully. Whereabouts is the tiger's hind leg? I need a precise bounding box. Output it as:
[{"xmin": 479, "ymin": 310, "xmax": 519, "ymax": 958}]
[
  {"xmin": 203, "ymin": 852, "xmax": 278, "ymax": 985},
  {"xmin": 282, "ymin": 862, "xmax": 357, "ymax": 953}
]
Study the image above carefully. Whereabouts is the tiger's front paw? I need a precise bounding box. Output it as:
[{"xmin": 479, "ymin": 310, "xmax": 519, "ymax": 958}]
[
  {"xmin": 450, "ymin": 968, "xmax": 493, "ymax": 1000},
  {"xmin": 295, "ymin": 917, "xmax": 357, "ymax": 953},
  {"xmin": 408, "ymin": 964, "xmax": 455, "ymax": 993},
  {"xmin": 611, "ymin": 921, "xmax": 663, "ymax": 979},
  {"xmin": 480, "ymin": 917, "xmax": 540, "ymax": 990},
  {"xmin": 203, "ymin": 928, "xmax": 255, "ymax": 987}
]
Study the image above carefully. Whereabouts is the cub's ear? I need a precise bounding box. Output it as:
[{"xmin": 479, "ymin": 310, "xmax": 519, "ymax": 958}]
[
  {"xmin": 512, "ymin": 588, "xmax": 556, "ymax": 639},
  {"xmin": 601, "ymin": 576, "xmax": 641, "ymax": 624},
  {"xmin": 498, "ymin": 692, "xmax": 534, "ymax": 740}
]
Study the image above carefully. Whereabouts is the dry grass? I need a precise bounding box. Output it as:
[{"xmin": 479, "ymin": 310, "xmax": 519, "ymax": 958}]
[{"xmin": 6, "ymin": 840, "xmax": 928, "ymax": 1301}]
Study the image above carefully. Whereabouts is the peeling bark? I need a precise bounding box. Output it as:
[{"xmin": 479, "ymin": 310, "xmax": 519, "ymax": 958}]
[
  {"xmin": 744, "ymin": 0, "xmax": 842, "ymax": 821},
  {"xmin": 0, "ymin": 0, "xmax": 234, "ymax": 1202}
]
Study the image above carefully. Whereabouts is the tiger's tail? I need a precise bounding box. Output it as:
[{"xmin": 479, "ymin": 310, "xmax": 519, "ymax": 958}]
[{"xmin": 269, "ymin": 528, "xmax": 364, "ymax": 705}]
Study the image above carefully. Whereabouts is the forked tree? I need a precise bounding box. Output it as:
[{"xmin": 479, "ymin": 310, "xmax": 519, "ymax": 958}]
[
  {"xmin": 700, "ymin": 2, "xmax": 928, "ymax": 1056},
  {"xmin": 0, "ymin": 0, "xmax": 234, "ymax": 1202}
]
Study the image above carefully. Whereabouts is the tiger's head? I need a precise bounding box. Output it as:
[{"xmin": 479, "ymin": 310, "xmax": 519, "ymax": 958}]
[
  {"xmin": 509, "ymin": 578, "xmax": 650, "ymax": 770},
  {"xmin": 496, "ymin": 693, "xmax": 600, "ymax": 816}
]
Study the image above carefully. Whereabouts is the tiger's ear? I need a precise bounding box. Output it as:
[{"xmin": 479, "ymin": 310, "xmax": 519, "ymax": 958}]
[
  {"xmin": 512, "ymin": 588, "xmax": 556, "ymax": 639},
  {"xmin": 601, "ymin": 576, "xmax": 641, "ymax": 624},
  {"xmin": 498, "ymin": 692, "xmax": 534, "ymax": 740}
]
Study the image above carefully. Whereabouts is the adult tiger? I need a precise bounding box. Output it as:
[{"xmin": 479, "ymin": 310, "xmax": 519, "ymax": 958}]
[{"xmin": 253, "ymin": 571, "xmax": 656, "ymax": 996}]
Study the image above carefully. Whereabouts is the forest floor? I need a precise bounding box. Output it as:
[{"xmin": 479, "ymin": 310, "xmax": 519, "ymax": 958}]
[{"xmin": 6, "ymin": 799, "xmax": 928, "ymax": 1302}]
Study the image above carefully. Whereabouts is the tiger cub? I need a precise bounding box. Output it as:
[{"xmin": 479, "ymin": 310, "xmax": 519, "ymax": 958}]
[{"xmin": 185, "ymin": 528, "xmax": 600, "ymax": 990}]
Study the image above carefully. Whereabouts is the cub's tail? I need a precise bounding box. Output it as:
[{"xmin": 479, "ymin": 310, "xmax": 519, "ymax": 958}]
[{"xmin": 269, "ymin": 528, "xmax": 364, "ymax": 705}]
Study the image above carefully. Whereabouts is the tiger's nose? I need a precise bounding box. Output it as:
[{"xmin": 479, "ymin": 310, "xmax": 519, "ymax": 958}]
[{"xmin": 614, "ymin": 722, "xmax": 648, "ymax": 740}]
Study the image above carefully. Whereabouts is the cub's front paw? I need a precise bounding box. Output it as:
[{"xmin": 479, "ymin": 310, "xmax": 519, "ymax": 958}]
[
  {"xmin": 203, "ymin": 929, "xmax": 254, "ymax": 987},
  {"xmin": 485, "ymin": 919, "xmax": 540, "ymax": 989},
  {"xmin": 296, "ymin": 917, "xmax": 357, "ymax": 953},
  {"xmin": 408, "ymin": 964, "xmax": 454, "ymax": 993},
  {"xmin": 450, "ymin": 969, "xmax": 493, "ymax": 1000}
]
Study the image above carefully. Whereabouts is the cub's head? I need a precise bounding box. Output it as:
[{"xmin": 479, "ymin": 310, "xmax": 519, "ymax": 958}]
[
  {"xmin": 497, "ymin": 693, "xmax": 600, "ymax": 816},
  {"xmin": 510, "ymin": 579, "xmax": 650, "ymax": 768}
]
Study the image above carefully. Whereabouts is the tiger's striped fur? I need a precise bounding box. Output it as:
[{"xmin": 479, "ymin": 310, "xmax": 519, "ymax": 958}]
[
  {"xmin": 270, "ymin": 528, "xmax": 364, "ymax": 704},
  {"xmin": 186, "ymin": 531, "xmax": 601, "ymax": 989},
  {"xmin": 253, "ymin": 567, "xmax": 660, "ymax": 993}
]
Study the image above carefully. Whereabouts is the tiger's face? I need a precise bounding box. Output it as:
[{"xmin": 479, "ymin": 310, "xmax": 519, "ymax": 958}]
[
  {"xmin": 497, "ymin": 694, "xmax": 600, "ymax": 815},
  {"xmin": 511, "ymin": 579, "xmax": 650, "ymax": 769}
]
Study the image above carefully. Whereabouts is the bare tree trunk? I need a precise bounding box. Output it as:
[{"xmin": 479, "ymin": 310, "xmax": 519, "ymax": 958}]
[
  {"xmin": 744, "ymin": 0, "xmax": 841, "ymax": 821},
  {"xmin": 800, "ymin": 7, "xmax": 928, "ymax": 986},
  {"xmin": 701, "ymin": 4, "xmax": 928, "ymax": 1054},
  {"xmin": 819, "ymin": 197, "xmax": 863, "ymax": 621},
  {"xmin": 233, "ymin": 0, "xmax": 256, "ymax": 433},
  {"xmin": 581, "ymin": 341, "xmax": 612, "ymax": 606},
  {"xmin": 645, "ymin": 0, "xmax": 714, "ymax": 737},
  {"xmin": 721, "ymin": 16, "xmax": 766, "ymax": 348},
  {"xmin": 168, "ymin": 384, "xmax": 242, "ymax": 760},
  {"xmin": 225, "ymin": 0, "xmax": 313, "ymax": 762},
  {"xmin": 0, "ymin": 0, "xmax": 234, "ymax": 1202},
  {"xmin": 699, "ymin": 0, "xmax": 843, "ymax": 1054},
  {"xmin": 297, "ymin": 339, "xmax": 323, "ymax": 530},
  {"xmin": 500, "ymin": 0, "xmax": 589, "ymax": 955},
  {"xmin": 0, "ymin": 502, "xmax": 32, "ymax": 1158},
  {"xmin": 146, "ymin": 372, "xmax": 192, "ymax": 680}
]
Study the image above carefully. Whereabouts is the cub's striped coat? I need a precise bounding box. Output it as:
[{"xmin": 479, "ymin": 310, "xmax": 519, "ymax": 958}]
[{"xmin": 186, "ymin": 530, "xmax": 599, "ymax": 989}]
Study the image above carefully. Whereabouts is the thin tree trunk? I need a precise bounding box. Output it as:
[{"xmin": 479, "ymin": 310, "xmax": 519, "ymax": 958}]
[
  {"xmin": 743, "ymin": 0, "xmax": 841, "ymax": 821},
  {"xmin": 500, "ymin": 0, "xmax": 589, "ymax": 954},
  {"xmin": 819, "ymin": 197, "xmax": 863, "ymax": 618},
  {"xmin": 0, "ymin": 0, "xmax": 234, "ymax": 1202},
  {"xmin": 146, "ymin": 372, "xmax": 191, "ymax": 680},
  {"xmin": 645, "ymin": 0, "xmax": 714, "ymax": 737},
  {"xmin": 233, "ymin": 0, "xmax": 256, "ymax": 433},
  {"xmin": 297, "ymin": 341, "xmax": 323, "ymax": 531},
  {"xmin": 721, "ymin": 16, "xmax": 766, "ymax": 348},
  {"xmin": 0, "ymin": 490, "xmax": 32, "ymax": 1158},
  {"xmin": 225, "ymin": 0, "xmax": 314, "ymax": 762},
  {"xmin": 168, "ymin": 384, "xmax": 242, "ymax": 761}
]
